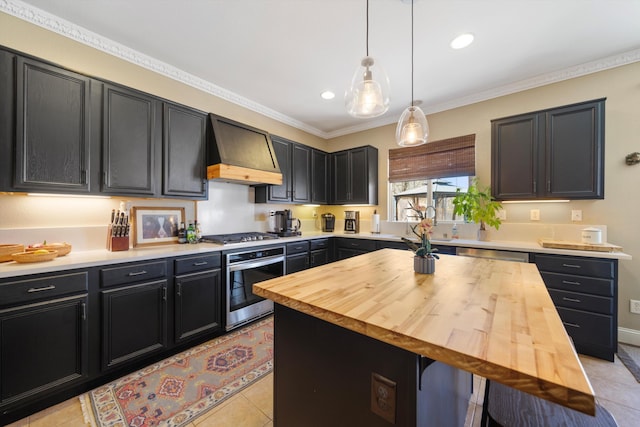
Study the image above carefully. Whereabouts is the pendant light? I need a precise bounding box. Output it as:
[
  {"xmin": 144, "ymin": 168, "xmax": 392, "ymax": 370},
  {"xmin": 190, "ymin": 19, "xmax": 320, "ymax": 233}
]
[
  {"xmin": 345, "ymin": 0, "xmax": 390, "ymax": 118},
  {"xmin": 395, "ymin": 0, "xmax": 429, "ymax": 146}
]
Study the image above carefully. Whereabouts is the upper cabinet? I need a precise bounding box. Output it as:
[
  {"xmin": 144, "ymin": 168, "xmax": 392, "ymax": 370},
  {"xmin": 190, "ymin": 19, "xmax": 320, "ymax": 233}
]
[
  {"xmin": 162, "ymin": 102, "xmax": 208, "ymax": 199},
  {"xmin": 255, "ymin": 135, "xmax": 315, "ymax": 204},
  {"xmin": 492, "ymin": 98, "xmax": 605, "ymax": 200},
  {"xmin": 9, "ymin": 56, "xmax": 93, "ymax": 194},
  {"xmin": 0, "ymin": 46, "xmax": 208, "ymax": 199},
  {"xmin": 311, "ymin": 149, "xmax": 329, "ymax": 204},
  {"xmin": 101, "ymin": 83, "xmax": 161, "ymax": 196},
  {"xmin": 331, "ymin": 146, "xmax": 378, "ymax": 205}
]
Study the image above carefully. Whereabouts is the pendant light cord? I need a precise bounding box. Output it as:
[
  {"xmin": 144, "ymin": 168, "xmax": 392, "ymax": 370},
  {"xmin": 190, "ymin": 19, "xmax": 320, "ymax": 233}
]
[
  {"xmin": 366, "ymin": 0, "xmax": 370, "ymax": 56},
  {"xmin": 411, "ymin": 0, "xmax": 414, "ymax": 106}
]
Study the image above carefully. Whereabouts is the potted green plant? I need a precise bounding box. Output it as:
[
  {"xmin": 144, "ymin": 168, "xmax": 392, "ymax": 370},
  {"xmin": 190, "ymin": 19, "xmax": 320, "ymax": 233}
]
[{"xmin": 452, "ymin": 178, "xmax": 503, "ymax": 241}]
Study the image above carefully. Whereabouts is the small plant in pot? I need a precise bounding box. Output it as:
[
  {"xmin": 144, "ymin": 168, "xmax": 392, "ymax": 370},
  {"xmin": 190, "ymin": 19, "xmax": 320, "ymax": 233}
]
[
  {"xmin": 452, "ymin": 178, "xmax": 503, "ymax": 241},
  {"xmin": 402, "ymin": 202, "xmax": 439, "ymax": 273}
]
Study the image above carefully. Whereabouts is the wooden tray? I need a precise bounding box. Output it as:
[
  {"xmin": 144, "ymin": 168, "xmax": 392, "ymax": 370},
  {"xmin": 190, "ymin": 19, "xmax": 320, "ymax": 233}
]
[
  {"xmin": 26, "ymin": 243, "xmax": 72, "ymax": 257},
  {"xmin": 0, "ymin": 244, "xmax": 25, "ymax": 262},
  {"xmin": 538, "ymin": 239, "xmax": 622, "ymax": 253},
  {"xmin": 11, "ymin": 250, "xmax": 58, "ymax": 263}
]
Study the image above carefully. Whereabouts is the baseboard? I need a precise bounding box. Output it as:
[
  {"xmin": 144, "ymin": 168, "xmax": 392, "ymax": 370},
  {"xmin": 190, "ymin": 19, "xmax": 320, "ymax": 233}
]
[{"xmin": 618, "ymin": 327, "xmax": 640, "ymax": 346}]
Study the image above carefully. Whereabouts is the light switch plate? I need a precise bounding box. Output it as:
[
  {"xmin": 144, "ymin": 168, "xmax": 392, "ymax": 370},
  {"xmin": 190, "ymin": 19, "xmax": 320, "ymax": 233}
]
[
  {"xmin": 571, "ymin": 210, "xmax": 582, "ymax": 221},
  {"xmin": 530, "ymin": 209, "xmax": 540, "ymax": 221}
]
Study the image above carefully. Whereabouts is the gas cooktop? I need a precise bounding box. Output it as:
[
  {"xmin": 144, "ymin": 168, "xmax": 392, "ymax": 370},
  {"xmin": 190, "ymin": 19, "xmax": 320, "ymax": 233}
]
[{"xmin": 200, "ymin": 232, "xmax": 279, "ymax": 245}]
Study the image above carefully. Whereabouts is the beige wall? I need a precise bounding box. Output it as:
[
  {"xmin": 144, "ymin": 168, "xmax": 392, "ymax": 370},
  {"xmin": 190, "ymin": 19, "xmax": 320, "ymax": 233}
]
[{"xmin": 1, "ymin": 12, "xmax": 638, "ymax": 336}]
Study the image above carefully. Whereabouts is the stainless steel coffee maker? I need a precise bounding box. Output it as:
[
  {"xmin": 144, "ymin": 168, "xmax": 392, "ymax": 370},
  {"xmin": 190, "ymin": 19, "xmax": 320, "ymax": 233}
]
[
  {"xmin": 321, "ymin": 213, "xmax": 335, "ymax": 232},
  {"xmin": 344, "ymin": 211, "xmax": 359, "ymax": 234},
  {"xmin": 274, "ymin": 209, "xmax": 301, "ymax": 237}
]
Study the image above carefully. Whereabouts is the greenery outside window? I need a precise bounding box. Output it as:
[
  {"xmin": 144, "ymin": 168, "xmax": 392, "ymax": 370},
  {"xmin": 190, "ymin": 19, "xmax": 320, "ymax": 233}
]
[{"xmin": 391, "ymin": 177, "xmax": 470, "ymax": 223}]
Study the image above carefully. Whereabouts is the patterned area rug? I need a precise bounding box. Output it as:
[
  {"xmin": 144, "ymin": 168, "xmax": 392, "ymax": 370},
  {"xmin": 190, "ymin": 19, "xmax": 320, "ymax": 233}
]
[
  {"xmin": 618, "ymin": 343, "xmax": 640, "ymax": 383},
  {"xmin": 80, "ymin": 316, "xmax": 273, "ymax": 427}
]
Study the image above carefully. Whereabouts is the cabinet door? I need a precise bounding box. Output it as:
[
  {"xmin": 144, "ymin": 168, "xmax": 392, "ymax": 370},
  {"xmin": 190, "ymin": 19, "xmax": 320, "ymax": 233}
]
[
  {"xmin": 267, "ymin": 136, "xmax": 291, "ymax": 202},
  {"xmin": 0, "ymin": 49, "xmax": 13, "ymax": 191},
  {"xmin": 311, "ymin": 149, "xmax": 329, "ymax": 204},
  {"xmin": 175, "ymin": 269, "xmax": 221, "ymax": 343},
  {"xmin": 491, "ymin": 113, "xmax": 539, "ymax": 200},
  {"xmin": 331, "ymin": 150, "xmax": 350, "ymax": 204},
  {"xmin": 0, "ymin": 295, "xmax": 88, "ymax": 408},
  {"xmin": 14, "ymin": 58, "xmax": 91, "ymax": 193},
  {"xmin": 102, "ymin": 83, "xmax": 160, "ymax": 196},
  {"xmin": 163, "ymin": 103, "xmax": 207, "ymax": 198},
  {"xmin": 545, "ymin": 100, "xmax": 604, "ymax": 199},
  {"xmin": 101, "ymin": 280, "xmax": 167, "ymax": 370},
  {"xmin": 286, "ymin": 253, "xmax": 309, "ymax": 274},
  {"xmin": 349, "ymin": 147, "xmax": 369, "ymax": 203},
  {"xmin": 310, "ymin": 249, "xmax": 329, "ymax": 267},
  {"xmin": 291, "ymin": 143, "xmax": 311, "ymax": 203}
]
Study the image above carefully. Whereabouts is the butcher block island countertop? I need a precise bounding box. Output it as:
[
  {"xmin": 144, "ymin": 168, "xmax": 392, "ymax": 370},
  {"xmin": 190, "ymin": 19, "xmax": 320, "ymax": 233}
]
[{"xmin": 254, "ymin": 248, "xmax": 595, "ymax": 416}]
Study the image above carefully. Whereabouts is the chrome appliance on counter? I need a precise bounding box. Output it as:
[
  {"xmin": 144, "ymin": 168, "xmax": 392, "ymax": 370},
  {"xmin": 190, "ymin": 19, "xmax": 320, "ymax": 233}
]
[
  {"xmin": 321, "ymin": 213, "xmax": 335, "ymax": 232},
  {"xmin": 200, "ymin": 232, "xmax": 279, "ymax": 245},
  {"xmin": 225, "ymin": 245, "xmax": 285, "ymax": 330},
  {"xmin": 344, "ymin": 210, "xmax": 360, "ymax": 234},
  {"xmin": 273, "ymin": 209, "xmax": 301, "ymax": 237}
]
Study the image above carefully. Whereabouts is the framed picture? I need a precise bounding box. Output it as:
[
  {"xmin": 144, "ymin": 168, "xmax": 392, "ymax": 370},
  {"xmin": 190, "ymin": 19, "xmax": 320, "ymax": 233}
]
[{"xmin": 132, "ymin": 207, "xmax": 185, "ymax": 247}]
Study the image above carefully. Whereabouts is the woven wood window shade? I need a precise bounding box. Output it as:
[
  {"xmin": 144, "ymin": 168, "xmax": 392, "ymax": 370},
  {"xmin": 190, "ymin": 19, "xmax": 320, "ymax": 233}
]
[{"xmin": 388, "ymin": 134, "xmax": 476, "ymax": 182}]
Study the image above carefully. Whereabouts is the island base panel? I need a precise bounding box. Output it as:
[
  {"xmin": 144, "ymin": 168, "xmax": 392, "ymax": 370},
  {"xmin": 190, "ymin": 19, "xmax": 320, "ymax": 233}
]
[{"xmin": 273, "ymin": 304, "xmax": 471, "ymax": 426}]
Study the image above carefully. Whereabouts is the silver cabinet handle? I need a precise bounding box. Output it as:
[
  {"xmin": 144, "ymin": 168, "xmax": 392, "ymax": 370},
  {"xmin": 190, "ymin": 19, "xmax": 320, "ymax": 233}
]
[
  {"xmin": 27, "ymin": 285, "xmax": 56, "ymax": 293},
  {"xmin": 562, "ymin": 263, "xmax": 581, "ymax": 269},
  {"xmin": 177, "ymin": 283, "xmax": 182, "ymax": 297},
  {"xmin": 562, "ymin": 280, "xmax": 581, "ymax": 286},
  {"xmin": 563, "ymin": 322, "xmax": 581, "ymax": 328},
  {"xmin": 81, "ymin": 302, "xmax": 87, "ymax": 321},
  {"xmin": 193, "ymin": 261, "xmax": 208, "ymax": 266},
  {"xmin": 562, "ymin": 297, "xmax": 581, "ymax": 303},
  {"xmin": 128, "ymin": 270, "xmax": 148, "ymax": 276}
]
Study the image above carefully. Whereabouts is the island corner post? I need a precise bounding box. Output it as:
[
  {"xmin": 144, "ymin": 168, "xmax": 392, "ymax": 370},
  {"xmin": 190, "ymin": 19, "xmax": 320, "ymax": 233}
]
[{"xmin": 253, "ymin": 249, "xmax": 596, "ymax": 426}]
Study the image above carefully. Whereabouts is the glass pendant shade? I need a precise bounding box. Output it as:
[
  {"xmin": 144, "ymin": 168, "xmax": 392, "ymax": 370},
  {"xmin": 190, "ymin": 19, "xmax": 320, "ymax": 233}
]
[
  {"xmin": 345, "ymin": 56, "xmax": 390, "ymax": 118},
  {"xmin": 395, "ymin": 105, "xmax": 429, "ymax": 147}
]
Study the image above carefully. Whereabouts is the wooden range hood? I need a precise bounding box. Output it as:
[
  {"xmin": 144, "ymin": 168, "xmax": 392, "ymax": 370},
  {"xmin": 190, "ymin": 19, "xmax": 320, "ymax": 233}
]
[{"xmin": 206, "ymin": 113, "xmax": 282, "ymax": 186}]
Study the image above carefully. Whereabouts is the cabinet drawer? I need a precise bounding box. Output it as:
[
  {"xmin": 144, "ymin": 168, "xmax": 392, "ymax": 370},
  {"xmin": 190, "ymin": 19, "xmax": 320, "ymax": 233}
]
[
  {"xmin": 310, "ymin": 239, "xmax": 329, "ymax": 251},
  {"xmin": 539, "ymin": 271, "xmax": 613, "ymax": 297},
  {"xmin": 548, "ymin": 289, "xmax": 613, "ymax": 315},
  {"xmin": 174, "ymin": 253, "xmax": 221, "ymax": 275},
  {"xmin": 556, "ymin": 307, "xmax": 613, "ymax": 348},
  {"xmin": 336, "ymin": 238, "xmax": 377, "ymax": 251},
  {"xmin": 0, "ymin": 272, "xmax": 88, "ymax": 307},
  {"xmin": 535, "ymin": 255, "xmax": 615, "ymax": 279},
  {"xmin": 100, "ymin": 260, "xmax": 167, "ymax": 287},
  {"xmin": 286, "ymin": 241, "xmax": 309, "ymax": 255}
]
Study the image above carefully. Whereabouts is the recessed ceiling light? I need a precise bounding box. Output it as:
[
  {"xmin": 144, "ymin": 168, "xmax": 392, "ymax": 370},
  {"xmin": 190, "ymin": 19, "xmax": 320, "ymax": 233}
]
[
  {"xmin": 450, "ymin": 33, "xmax": 474, "ymax": 49},
  {"xmin": 321, "ymin": 90, "xmax": 335, "ymax": 100}
]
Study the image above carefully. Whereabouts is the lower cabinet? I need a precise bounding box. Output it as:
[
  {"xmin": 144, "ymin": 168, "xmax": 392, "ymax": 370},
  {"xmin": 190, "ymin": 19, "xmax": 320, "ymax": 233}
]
[
  {"xmin": 335, "ymin": 238, "xmax": 377, "ymax": 260},
  {"xmin": 286, "ymin": 241, "xmax": 310, "ymax": 274},
  {"xmin": 0, "ymin": 271, "xmax": 89, "ymax": 420},
  {"xmin": 174, "ymin": 254, "xmax": 222, "ymax": 343},
  {"xmin": 310, "ymin": 239, "xmax": 330, "ymax": 267},
  {"xmin": 534, "ymin": 254, "xmax": 617, "ymax": 361},
  {"xmin": 99, "ymin": 260, "xmax": 168, "ymax": 370}
]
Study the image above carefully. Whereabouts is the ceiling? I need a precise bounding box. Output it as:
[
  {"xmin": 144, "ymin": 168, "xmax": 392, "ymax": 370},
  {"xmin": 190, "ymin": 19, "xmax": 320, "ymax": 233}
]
[{"xmin": 5, "ymin": 0, "xmax": 640, "ymax": 139}]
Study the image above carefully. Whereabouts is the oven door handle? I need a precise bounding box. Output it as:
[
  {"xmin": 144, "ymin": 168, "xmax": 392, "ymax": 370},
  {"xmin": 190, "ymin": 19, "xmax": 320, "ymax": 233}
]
[{"xmin": 228, "ymin": 256, "xmax": 285, "ymax": 272}]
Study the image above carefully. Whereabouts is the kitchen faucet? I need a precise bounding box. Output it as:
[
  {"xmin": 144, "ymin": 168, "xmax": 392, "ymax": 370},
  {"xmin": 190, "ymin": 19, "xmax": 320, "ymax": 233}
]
[{"xmin": 425, "ymin": 205, "xmax": 437, "ymax": 226}]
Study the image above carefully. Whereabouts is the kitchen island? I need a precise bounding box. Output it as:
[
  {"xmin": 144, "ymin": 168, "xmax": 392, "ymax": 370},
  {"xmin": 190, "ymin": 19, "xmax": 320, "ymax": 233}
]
[{"xmin": 254, "ymin": 249, "xmax": 595, "ymax": 426}]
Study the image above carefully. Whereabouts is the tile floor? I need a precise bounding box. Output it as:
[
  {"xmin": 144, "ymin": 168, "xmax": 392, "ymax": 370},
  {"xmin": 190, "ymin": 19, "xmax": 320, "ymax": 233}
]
[{"xmin": 7, "ymin": 353, "xmax": 640, "ymax": 427}]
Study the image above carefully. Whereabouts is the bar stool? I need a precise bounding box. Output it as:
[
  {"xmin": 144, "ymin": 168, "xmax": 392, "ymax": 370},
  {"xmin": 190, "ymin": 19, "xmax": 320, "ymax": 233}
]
[{"xmin": 481, "ymin": 379, "xmax": 618, "ymax": 426}]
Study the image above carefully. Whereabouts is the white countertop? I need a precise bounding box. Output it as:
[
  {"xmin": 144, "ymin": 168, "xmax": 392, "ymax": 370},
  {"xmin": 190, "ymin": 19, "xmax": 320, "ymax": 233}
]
[{"xmin": 0, "ymin": 232, "xmax": 630, "ymax": 279}]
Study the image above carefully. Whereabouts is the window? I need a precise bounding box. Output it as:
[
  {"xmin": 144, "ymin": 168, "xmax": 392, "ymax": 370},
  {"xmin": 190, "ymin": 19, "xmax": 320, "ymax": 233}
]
[
  {"xmin": 388, "ymin": 134, "xmax": 475, "ymax": 223},
  {"xmin": 391, "ymin": 177, "xmax": 470, "ymax": 222}
]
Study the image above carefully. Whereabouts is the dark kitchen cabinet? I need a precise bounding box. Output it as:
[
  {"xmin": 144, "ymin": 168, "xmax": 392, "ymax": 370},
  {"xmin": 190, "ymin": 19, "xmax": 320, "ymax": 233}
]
[
  {"xmin": 100, "ymin": 261, "xmax": 168, "ymax": 370},
  {"xmin": 534, "ymin": 254, "xmax": 617, "ymax": 361},
  {"xmin": 173, "ymin": 253, "xmax": 222, "ymax": 343},
  {"xmin": 0, "ymin": 272, "xmax": 88, "ymax": 417},
  {"xmin": 331, "ymin": 145, "xmax": 378, "ymax": 205},
  {"xmin": 335, "ymin": 238, "xmax": 377, "ymax": 260},
  {"xmin": 492, "ymin": 98, "xmax": 605, "ymax": 200},
  {"xmin": 0, "ymin": 49, "xmax": 13, "ymax": 191},
  {"xmin": 101, "ymin": 83, "xmax": 161, "ymax": 196},
  {"xmin": 310, "ymin": 238, "xmax": 330, "ymax": 267},
  {"xmin": 311, "ymin": 149, "xmax": 329, "ymax": 204},
  {"xmin": 286, "ymin": 241, "xmax": 310, "ymax": 274},
  {"xmin": 255, "ymin": 135, "xmax": 312, "ymax": 204},
  {"xmin": 12, "ymin": 57, "xmax": 93, "ymax": 193},
  {"xmin": 163, "ymin": 102, "xmax": 208, "ymax": 198}
]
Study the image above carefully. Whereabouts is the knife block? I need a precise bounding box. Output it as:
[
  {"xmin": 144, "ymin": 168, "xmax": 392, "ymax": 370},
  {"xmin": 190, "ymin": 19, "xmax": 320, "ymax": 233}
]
[{"xmin": 107, "ymin": 226, "xmax": 129, "ymax": 252}]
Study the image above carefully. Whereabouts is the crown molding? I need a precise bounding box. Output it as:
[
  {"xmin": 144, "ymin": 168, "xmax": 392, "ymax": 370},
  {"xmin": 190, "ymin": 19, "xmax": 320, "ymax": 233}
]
[{"xmin": 3, "ymin": 0, "xmax": 640, "ymax": 141}]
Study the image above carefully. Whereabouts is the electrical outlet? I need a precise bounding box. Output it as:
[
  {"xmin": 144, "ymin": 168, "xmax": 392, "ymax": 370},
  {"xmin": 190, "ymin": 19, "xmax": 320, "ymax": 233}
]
[
  {"xmin": 571, "ymin": 210, "xmax": 582, "ymax": 222},
  {"xmin": 312, "ymin": 210, "xmax": 317, "ymax": 218},
  {"xmin": 269, "ymin": 210, "xmax": 275, "ymax": 216},
  {"xmin": 631, "ymin": 300, "xmax": 640, "ymax": 314},
  {"xmin": 371, "ymin": 373, "xmax": 396, "ymax": 424},
  {"xmin": 497, "ymin": 209, "xmax": 507, "ymax": 221},
  {"xmin": 530, "ymin": 209, "xmax": 540, "ymax": 221}
]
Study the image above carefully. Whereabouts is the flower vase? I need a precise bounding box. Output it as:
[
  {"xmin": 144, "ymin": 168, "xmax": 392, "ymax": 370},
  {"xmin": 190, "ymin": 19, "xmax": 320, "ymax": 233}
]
[{"xmin": 414, "ymin": 255, "xmax": 435, "ymax": 274}]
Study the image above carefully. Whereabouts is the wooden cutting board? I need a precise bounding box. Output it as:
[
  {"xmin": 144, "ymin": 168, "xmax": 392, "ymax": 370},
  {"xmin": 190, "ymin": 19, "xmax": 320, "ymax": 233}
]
[{"xmin": 538, "ymin": 238, "xmax": 622, "ymax": 252}]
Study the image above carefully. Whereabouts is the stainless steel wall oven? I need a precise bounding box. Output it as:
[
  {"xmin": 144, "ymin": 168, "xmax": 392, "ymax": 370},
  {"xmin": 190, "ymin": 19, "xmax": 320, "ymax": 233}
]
[{"xmin": 224, "ymin": 246, "xmax": 285, "ymax": 331}]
